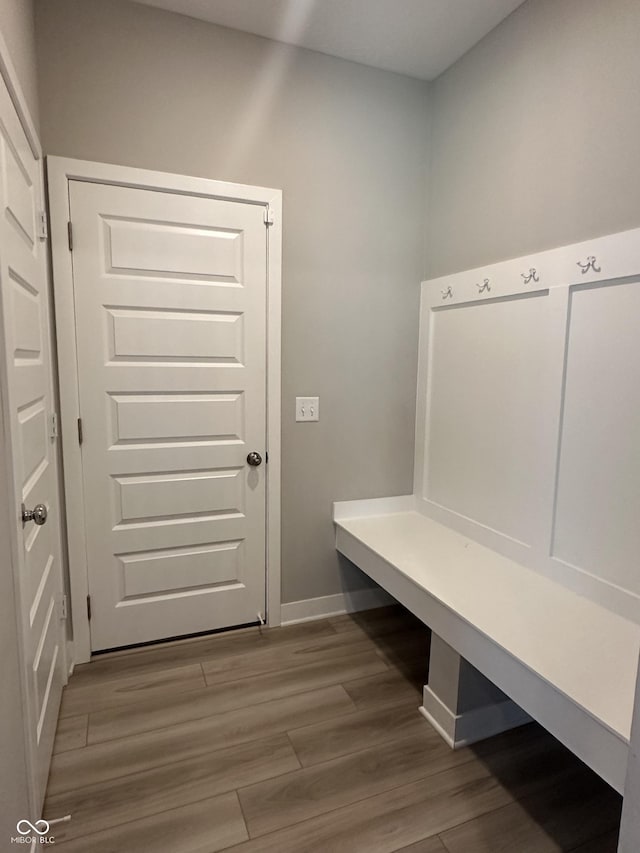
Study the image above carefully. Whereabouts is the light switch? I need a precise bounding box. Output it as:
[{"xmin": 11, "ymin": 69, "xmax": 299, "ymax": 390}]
[{"xmin": 296, "ymin": 396, "xmax": 319, "ymax": 422}]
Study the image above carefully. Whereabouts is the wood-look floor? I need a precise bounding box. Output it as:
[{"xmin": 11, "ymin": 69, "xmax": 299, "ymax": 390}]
[{"xmin": 44, "ymin": 605, "xmax": 621, "ymax": 852}]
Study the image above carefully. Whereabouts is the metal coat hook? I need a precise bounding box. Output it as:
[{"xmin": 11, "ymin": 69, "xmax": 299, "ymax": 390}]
[
  {"xmin": 577, "ymin": 255, "xmax": 601, "ymax": 275},
  {"xmin": 441, "ymin": 286, "xmax": 453, "ymax": 300},
  {"xmin": 476, "ymin": 278, "xmax": 490, "ymax": 294},
  {"xmin": 521, "ymin": 268, "xmax": 539, "ymax": 284}
]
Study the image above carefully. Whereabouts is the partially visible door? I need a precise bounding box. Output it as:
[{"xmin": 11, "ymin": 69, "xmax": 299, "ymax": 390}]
[
  {"xmin": 0, "ymin": 74, "xmax": 65, "ymax": 810},
  {"xmin": 0, "ymin": 391, "xmax": 31, "ymax": 844},
  {"xmin": 69, "ymin": 181, "xmax": 268, "ymax": 651}
]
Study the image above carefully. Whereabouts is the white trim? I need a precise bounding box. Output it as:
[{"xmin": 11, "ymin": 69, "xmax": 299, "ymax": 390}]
[
  {"xmin": 0, "ymin": 26, "xmax": 40, "ymax": 159},
  {"xmin": 47, "ymin": 156, "xmax": 282, "ymax": 663},
  {"xmin": 47, "ymin": 156, "xmax": 280, "ymax": 205},
  {"xmin": 65, "ymin": 640, "xmax": 75, "ymax": 678},
  {"xmin": 280, "ymin": 587, "xmax": 395, "ymax": 625},
  {"xmin": 421, "ymin": 226, "xmax": 640, "ymax": 307},
  {"xmin": 266, "ymin": 190, "xmax": 282, "ymax": 629},
  {"xmin": 420, "ymin": 685, "xmax": 531, "ymax": 750}
]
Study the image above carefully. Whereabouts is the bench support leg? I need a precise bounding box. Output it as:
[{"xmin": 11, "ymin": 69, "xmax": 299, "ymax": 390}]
[{"xmin": 419, "ymin": 634, "xmax": 531, "ymax": 749}]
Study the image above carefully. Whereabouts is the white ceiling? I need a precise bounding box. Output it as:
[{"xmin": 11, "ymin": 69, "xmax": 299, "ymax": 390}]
[{"xmin": 131, "ymin": 0, "xmax": 526, "ymax": 81}]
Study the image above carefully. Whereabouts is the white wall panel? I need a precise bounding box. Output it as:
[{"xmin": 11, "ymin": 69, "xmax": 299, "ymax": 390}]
[
  {"xmin": 553, "ymin": 278, "xmax": 640, "ymax": 595},
  {"xmin": 426, "ymin": 293, "xmax": 552, "ymax": 546}
]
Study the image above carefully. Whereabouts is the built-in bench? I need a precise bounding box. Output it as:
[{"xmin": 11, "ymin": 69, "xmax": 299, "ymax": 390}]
[
  {"xmin": 333, "ymin": 229, "xmax": 640, "ymax": 797},
  {"xmin": 334, "ymin": 495, "xmax": 640, "ymax": 794}
]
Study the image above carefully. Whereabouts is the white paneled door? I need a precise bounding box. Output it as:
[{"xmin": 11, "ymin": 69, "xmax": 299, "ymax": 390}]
[
  {"xmin": 69, "ymin": 180, "xmax": 268, "ymax": 651},
  {"xmin": 0, "ymin": 75, "xmax": 65, "ymax": 809}
]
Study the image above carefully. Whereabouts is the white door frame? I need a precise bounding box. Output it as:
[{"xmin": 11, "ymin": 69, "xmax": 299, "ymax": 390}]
[{"xmin": 47, "ymin": 157, "xmax": 282, "ymax": 665}]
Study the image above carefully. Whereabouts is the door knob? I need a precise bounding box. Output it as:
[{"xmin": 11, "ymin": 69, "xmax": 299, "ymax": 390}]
[
  {"xmin": 22, "ymin": 503, "xmax": 48, "ymax": 526},
  {"xmin": 247, "ymin": 451, "xmax": 263, "ymax": 467}
]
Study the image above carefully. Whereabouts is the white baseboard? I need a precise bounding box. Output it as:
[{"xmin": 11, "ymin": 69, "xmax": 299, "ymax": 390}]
[
  {"xmin": 280, "ymin": 587, "xmax": 395, "ymax": 625},
  {"xmin": 420, "ymin": 684, "xmax": 532, "ymax": 749},
  {"xmin": 65, "ymin": 639, "xmax": 75, "ymax": 680}
]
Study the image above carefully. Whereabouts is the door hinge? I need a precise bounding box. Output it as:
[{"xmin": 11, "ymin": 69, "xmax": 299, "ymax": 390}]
[
  {"xmin": 60, "ymin": 595, "xmax": 68, "ymax": 620},
  {"xmin": 263, "ymin": 207, "xmax": 274, "ymax": 227},
  {"xmin": 67, "ymin": 221, "xmax": 73, "ymax": 252},
  {"xmin": 77, "ymin": 417, "xmax": 83, "ymax": 445},
  {"xmin": 38, "ymin": 210, "xmax": 48, "ymax": 241},
  {"xmin": 50, "ymin": 412, "xmax": 59, "ymax": 441},
  {"xmin": 87, "ymin": 595, "xmax": 92, "ymax": 621}
]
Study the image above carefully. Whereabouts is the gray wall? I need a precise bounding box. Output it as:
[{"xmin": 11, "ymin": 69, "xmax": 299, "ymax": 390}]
[
  {"xmin": 35, "ymin": 0, "xmax": 640, "ymax": 607},
  {"xmin": 0, "ymin": 0, "xmax": 39, "ymax": 127},
  {"xmin": 428, "ymin": 0, "xmax": 640, "ymax": 278},
  {"xmin": 35, "ymin": 0, "xmax": 430, "ymax": 604}
]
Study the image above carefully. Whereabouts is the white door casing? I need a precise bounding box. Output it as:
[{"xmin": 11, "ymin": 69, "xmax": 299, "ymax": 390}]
[
  {"xmin": 0, "ymin": 70, "xmax": 66, "ymax": 811},
  {"xmin": 48, "ymin": 158, "xmax": 282, "ymax": 661}
]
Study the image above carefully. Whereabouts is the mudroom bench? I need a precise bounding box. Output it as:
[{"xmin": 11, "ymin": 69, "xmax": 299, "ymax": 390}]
[
  {"xmin": 333, "ymin": 227, "xmax": 640, "ymax": 797},
  {"xmin": 334, "ymin": 496, "xmax": 639, "ymax": 794}
]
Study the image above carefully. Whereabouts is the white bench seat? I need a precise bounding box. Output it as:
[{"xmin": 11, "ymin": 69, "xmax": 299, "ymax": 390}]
[{"xmin": 334, "ymin": 496, "xmax": 640, "ymax": 794}]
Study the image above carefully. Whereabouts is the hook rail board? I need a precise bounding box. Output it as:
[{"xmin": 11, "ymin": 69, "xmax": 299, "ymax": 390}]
[{"xmin": 334, "ymin": 225, "xmax": 640, "ymax": 793}]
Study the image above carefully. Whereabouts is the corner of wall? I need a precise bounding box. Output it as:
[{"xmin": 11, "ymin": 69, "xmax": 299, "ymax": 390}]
[{"xmin": 0, "ymin": 0, "xmax": 40, "ymax": 132}]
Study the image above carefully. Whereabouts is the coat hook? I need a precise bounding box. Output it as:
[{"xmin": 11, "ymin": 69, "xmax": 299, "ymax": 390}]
[
  {"xmin": 577, "ymin": 255, "xmax": 601, "ymax": 274},
  {"xmin": 521, "ymin": 268, "xmax": 539, "ymax": 284},
  {"xmin": 476, "ymin": 278, "xmax": 491, "ymax": 294},
  {"xmin": 441, "ymin": 286, "xmax": 453, "ymax": 300}
]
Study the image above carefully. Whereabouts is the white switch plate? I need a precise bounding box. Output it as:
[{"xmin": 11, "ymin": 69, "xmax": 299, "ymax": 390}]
[{"xmin": 296, "ymin": 396, "xmax": 319, "ymax": 422}]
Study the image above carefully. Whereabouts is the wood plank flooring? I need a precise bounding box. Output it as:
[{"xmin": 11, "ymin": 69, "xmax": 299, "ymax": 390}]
[{"xmin": 44, "ymin": 605, "xmax": 621, "ymax": 852}]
